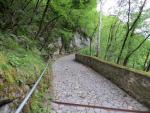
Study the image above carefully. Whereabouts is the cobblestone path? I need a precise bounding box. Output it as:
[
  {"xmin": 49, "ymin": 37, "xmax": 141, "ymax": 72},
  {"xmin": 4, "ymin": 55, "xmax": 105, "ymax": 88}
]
[{"xmin": 51, "ymin": 55, "xmax": 148, "ymax": 113}]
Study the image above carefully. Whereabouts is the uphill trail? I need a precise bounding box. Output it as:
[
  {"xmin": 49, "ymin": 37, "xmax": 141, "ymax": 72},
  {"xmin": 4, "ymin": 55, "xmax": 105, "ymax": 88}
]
[{"xmin": 51, "ymin": 54, "xmax": 148, "ymax": 113}]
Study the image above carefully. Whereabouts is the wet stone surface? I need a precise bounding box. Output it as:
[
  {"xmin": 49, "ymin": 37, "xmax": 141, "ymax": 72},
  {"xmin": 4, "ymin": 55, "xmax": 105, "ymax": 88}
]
[{"xmin": 51, "ymin": 55, "xmax": 148, "ymax": 113}]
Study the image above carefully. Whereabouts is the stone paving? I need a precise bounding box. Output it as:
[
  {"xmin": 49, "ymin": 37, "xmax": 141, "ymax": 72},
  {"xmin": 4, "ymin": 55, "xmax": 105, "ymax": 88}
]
[{"xmin": 51, "ymin": 55, "xmax": 149, "ymax": 113}]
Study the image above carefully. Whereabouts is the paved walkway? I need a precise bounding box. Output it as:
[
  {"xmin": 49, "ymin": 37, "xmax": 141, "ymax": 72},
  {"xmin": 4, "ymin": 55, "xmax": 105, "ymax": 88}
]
[{"xmin": 51, "ymin": 55, "xmax": 148, "ymax": 113}]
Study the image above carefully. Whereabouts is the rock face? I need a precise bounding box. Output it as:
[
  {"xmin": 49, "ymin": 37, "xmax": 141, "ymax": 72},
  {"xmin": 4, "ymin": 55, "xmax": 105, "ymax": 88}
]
[
  {"xmin": 75, "ymin": 54, "xmax": 150, "ymax": 108},
  {"xmin": 70, "ymin": 32, "xmax": 90, "ymax": 48},
  {"xmin": 54, "ymin": 32, "xmax": 90, "ymax": 55}
]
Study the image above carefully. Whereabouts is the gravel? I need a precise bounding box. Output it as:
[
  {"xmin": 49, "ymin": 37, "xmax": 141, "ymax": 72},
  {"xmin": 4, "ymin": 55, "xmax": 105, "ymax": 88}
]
[{"xmin": 51, "ymin": 54, "xmax": 148, "ymax": 113}]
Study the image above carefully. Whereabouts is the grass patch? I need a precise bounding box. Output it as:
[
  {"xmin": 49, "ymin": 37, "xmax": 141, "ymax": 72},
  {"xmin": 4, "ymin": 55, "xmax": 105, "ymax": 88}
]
[{"xmin": 0, "ymin": 32, "xmax": 50, "ymax": 112}]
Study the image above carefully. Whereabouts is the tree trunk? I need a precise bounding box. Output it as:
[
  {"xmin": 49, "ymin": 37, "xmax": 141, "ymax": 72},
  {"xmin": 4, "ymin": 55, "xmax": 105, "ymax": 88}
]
[
  {"xmin": 96, "ymin": 0, "xmax": 102, "ymax": 57},
  {"xmin": 123, "ymin": 34, "xmax": 150, "ymax": 66},
  {"xmin": 116, "ymin": 0, "xmax": 147, "ymax": 64},
  {"xmin": 89, "ymin": 24, "xmax": 98, "ymax": 56},
  {"xmin": 146, "ymin": 61, "xmax": 150, "ymax": 72},
  {"xmin": 59, "ymin": 37, "xmax": 64, "ymax": 54},
  {"xmin": 90, "ymin": 38, "xmax": 92, "ymax": 56},
  {"xmin": 34, "ymin": 0, "xmax": 51, "ymax": 39},
  {"xmin": 22, "ymin": 0, "xmax": 33, "ymax": 11},
  {"xmin": 28, "ymin": 0, "xmax": 40, "ymax": 25},
  {"xmin": 10, "ymin": 0, "xmax": 33, "ymax": 33},
  {"xmin": 143, "ymin": 49, "xmax": 150, "ymax": 71},
  {"xmin": 104, "ymin": 25, "xmax": 113, "ymax": 60},
  {"xmin": 39, "ymin": 15, "xmax": 62, "ymax": 37}
]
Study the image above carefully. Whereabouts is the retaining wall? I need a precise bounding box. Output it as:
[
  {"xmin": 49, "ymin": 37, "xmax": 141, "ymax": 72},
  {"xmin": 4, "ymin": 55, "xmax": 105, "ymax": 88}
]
[{"xmin": 75, "ymin": 54, "xmax": 150, "ymax": 108}]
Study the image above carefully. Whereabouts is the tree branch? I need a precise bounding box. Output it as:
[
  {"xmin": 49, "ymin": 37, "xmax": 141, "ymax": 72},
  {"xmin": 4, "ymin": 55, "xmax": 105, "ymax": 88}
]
[{"xmin": 123, "ymin": 34, "xmax": 150, "ymax": 65}]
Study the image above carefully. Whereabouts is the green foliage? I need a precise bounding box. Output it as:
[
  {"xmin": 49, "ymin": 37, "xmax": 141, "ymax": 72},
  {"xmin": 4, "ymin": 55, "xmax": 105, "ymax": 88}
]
[
  {"xmin": 0, "ymin": 0, "xmax": 98, "ymax": 112},
  {"xmin": 80, "ymin": 47, "xmax": 91, "ymax": 56},
  {"xmin": 0, "ymin": 0, "xmax": 150, "ymax": 112},
  {"xmin": 31, "ymin": 91, "xmax": 51, "ymax": 113},
  {"xmin": 0, "ymin": 31, "xmax": 46, "ymax": 110},
  {"xmin": 81, "ymin": 15, "xmax": 150, "ymax": 71},
  {"xmin": 8, "ymin": 54, "xmax": 21, "ymax": 67}
]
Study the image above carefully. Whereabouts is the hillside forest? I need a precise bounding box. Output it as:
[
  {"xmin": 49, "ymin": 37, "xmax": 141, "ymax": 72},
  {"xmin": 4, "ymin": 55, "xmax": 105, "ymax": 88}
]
[{"xmin": 0, "ymin": 0, "xmax": 150, "ymax": 112}]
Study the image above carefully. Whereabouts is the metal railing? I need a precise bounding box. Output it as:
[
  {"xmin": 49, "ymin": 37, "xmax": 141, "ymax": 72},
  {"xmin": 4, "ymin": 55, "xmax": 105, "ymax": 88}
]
[
  {"xmin": 51, "ymin": 100, "xmax": 150, "ymax": 113},
  {"xmin": 15, "ymin": 63, "xmax": 49, "ymax": 113}
]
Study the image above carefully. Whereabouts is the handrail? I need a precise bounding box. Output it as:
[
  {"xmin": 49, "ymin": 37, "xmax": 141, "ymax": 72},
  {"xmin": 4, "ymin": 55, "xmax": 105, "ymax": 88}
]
[
  {"xmin": 15, "ymin": 63, "xmax": 49, "ymax": 113},
  {"xmin": 51, "ymin": 100, "xmax": 150, "ymax": 113}
]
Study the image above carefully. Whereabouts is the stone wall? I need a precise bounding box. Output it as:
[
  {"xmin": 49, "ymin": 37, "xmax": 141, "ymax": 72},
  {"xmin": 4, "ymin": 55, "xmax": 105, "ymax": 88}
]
[{"xmin": 75, "ymin": 54, "xmax": 150, "ymax": 108}]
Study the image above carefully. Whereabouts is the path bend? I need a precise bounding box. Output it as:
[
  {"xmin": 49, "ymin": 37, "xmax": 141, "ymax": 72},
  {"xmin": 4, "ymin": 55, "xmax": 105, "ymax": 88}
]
[{"xmin": 51, "ymin": 54, "xmax": 148, "ymax": 113}]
